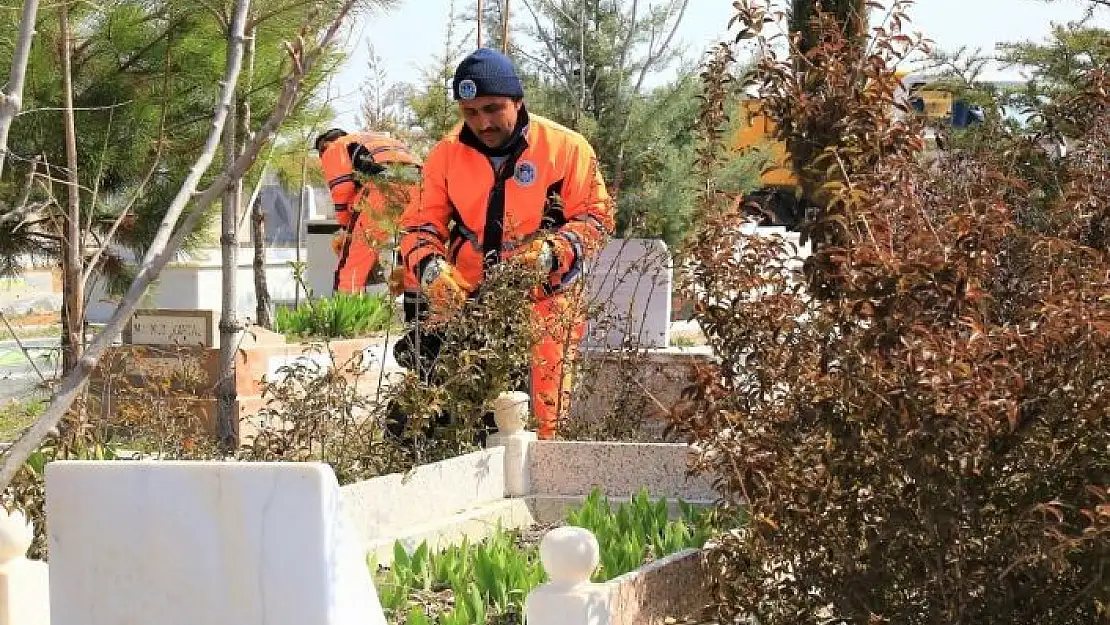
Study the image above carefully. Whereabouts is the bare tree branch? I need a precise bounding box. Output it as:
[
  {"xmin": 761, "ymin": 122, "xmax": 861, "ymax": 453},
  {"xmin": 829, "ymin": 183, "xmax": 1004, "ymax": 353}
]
[
  {"xmin": 0, "ymin": 312, "xmax": 48, "ymax": 384},
  {"xmin": 16, "ymin": 101, "xmax": 136, "ymax": 117},
  {"xmin": 0, "ymin": 0, "xmax": 252, "ymax": 490},
  {"xmin": 509, "ymin": 44, "xmax": 567, "ymax": 83},
  {"xmin": 237, "ymin": 157, "xmax": 273, "ymax": 231},
  {"xmin": 614, "ymin": 0, "xmax": 640, "ymax": 93},
  {"xmin": 59, "ymin": 0, "xmax": 86, "ymax": 372},
  {"xmin": 0, "ymin": 0, "xmax": 42, "ymax": 181},
  {"xmin": 84, "ymin": 107, "xmax": 115, "ymax": 246},
  {"xmin": 519, "ymin": 0, "xmax": 575, "ymax": 96},
  {"xmin": 632, "ymin": 0, "xmax": 688, "ymax": 95},
  {"xmin": 0, "ymin": 0, "xmax": 366, "ymax": 492},
  {"xmin": 0, "ymin": 155, "xmax": 42, "ymax": 228}
]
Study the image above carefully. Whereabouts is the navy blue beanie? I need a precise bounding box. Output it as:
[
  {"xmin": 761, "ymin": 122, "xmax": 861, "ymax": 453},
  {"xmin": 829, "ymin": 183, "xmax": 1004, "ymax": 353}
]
[{"xmin": 452, "ymin": 48, "xmax": 524, "ymax": 101}]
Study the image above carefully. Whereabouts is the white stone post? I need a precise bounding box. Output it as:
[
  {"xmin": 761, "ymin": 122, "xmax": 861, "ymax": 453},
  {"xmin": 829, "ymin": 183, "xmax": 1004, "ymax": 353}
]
[
  {"xmin": 0, "ymin": 508, "xmax": 49, "ymax": 625},
  {"xmin": 485, "ymin": 390, "xmax": 537, "ymax": 497},
  {"xmin": 525, "ymin": 527, "xmax": 612, "ymax": 625}
]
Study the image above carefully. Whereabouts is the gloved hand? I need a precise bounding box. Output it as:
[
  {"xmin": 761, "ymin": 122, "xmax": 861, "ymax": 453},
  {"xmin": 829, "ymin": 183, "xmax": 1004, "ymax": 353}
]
[
  {"xmin": 330, "ymin": 229, "xmax": 349, "ymax": 256},
  {"xmin": 505, "ymin": 237, "xmax": 557, "ymax": 274},
  {"xmin": 421, "ymin": 257, "xmax": 473, "ymax": 316}
]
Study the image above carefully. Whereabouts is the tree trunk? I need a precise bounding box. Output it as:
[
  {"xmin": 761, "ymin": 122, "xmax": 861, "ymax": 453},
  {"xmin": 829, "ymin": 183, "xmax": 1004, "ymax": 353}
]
[
  {"xmin": 293, "ymin": 155, "xmax": 308, "ymax": 307},
  {"xmin": 578, "ymin": 0, "xmax": 586, "ymax": 126},
  {"xmin": 0, "ymin": 0, "xmax": 40, "ymax": 181},
  {"xmin": 791, "ymin": 0, "xmax": 867, "ymax": 54},
  {"xmin": 58, "ymin": 0, "xmax": 84, "ymax": 375},
  {"xmin": 217, "ymin": 87, "xmax": 243, "ymax": 449},
  {"xmin": 242, "ymin": 26, "xmax": 271, "ymax": 329},
  {"xmin": 477, "ymin": 0, "xmax": 484, "ymax": 47},
  {"xmin": 252, "ymin": 195, "xmax": 272, "ymax": 328},
  {"xmin": 501, "ymin": 0, "xmax": 511, "ymax": 53}
]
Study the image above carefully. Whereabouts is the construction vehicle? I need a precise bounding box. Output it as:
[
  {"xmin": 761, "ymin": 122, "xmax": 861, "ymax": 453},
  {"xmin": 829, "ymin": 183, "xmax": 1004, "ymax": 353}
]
[{"xmin": 733, "ymin": 72, "xmax": 984, "ymax": 230}]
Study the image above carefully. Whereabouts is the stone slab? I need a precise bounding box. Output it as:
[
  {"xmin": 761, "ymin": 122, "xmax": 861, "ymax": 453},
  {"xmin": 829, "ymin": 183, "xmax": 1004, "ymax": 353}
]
[
  {"xmin": 266, "ymin": 352, "xmax": 334, "ymax": 380},
  {"xmin": 525, "ymin": 496, "xmax": 715, "ymax": 526},
  {"xmin": 0, "ymin": 559, "xmax": 50, "ymax": 625},
  {"xmin": 45, "ymin": 461, "xmax": 385, "ymax": 625},
  {"xmin": 583, "ymin": 239, "xmax": 672, "ymax": 349},
  {"xmin": 605, "ymin": 548, "xmax": 709, "ymax": 625},
  {"xmin": 340, "ymin": 448, "xmax": 506, "ymax": 542},
  {"xmin": 570, "ymin": 347, "xmax": 713, "ymax": 442},
  {"xmin": 123, "ymin": 308, "xmax": 215, "ymax": 347},
  {"xmin": 364, "ymin": 498, "xmax": 535, "ymax": 566},
  {"xmin": 527, "ymin": 441, "xmax": 717, "ymax": 503}
]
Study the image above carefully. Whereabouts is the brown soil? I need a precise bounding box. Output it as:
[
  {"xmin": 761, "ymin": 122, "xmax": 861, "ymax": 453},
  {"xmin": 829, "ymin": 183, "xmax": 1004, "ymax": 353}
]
[{"xmin": 6, "ymin": 312, "xmax": 60, "ymax": 327}]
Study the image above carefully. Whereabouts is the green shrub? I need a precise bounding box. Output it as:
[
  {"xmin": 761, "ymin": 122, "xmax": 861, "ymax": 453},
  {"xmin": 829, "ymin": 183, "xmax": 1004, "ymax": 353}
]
[
  {"xmin": 373, "ymin": 486, "xmax": 726, "ymax": 624},
  {"xmin": 274, "ymin": 292, "xmax": 394, "ymax": 340},
  {"xmin": 0, "ymin": 398, "xmax": 45, "ymax": 441}
]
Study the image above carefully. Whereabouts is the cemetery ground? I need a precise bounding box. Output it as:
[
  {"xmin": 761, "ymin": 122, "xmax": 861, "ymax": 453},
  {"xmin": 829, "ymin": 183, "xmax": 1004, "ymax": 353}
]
[
  {"xmin": 0, "ymin": 233, "xmax": 731, "ymax": 625},
  {"xmin": 0, "ymin": 312, "xmax": 60, "ymax": 437},
  {"xmin": 0, "ymin": 330, "xmax": 730, "ymax": 625}
]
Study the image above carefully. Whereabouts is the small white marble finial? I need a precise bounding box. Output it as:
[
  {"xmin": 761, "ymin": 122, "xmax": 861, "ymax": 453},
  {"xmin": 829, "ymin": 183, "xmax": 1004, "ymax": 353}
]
[
  {"xmin": 539, "ymin": 526, "xmax": 600, "ymax": 585},
  {"xmin": 493, "ymin": 391, "xmax": 530, "ymax": 434},
  {"xmin": 0, "ymin": 508, "xmax": 33, "ymax": 566}
]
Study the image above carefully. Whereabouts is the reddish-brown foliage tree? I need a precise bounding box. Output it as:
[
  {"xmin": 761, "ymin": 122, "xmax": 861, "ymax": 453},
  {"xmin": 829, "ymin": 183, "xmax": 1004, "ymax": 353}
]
[{"xmin": 672, "ymin": 2, "xmax": 1110, "ymax": 623}]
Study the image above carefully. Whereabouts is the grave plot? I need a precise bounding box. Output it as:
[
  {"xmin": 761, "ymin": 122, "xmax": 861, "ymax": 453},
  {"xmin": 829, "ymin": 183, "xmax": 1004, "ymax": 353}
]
[{"xmin": 0, "ymin": 393, "xmax": 730, "ymax": 625}]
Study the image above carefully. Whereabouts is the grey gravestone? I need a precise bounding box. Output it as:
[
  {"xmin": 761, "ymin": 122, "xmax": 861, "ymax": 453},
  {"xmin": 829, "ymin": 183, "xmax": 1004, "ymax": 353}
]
[{"xmin": 582, "ymin": 238, "xmax": 671, "ymax": 349}]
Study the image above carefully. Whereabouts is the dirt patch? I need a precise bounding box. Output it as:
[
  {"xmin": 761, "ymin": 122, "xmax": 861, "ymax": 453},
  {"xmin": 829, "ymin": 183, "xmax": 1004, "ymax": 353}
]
[{"xmin": 7, "ymin": 312, "xmax": 61, "ymax": 327}]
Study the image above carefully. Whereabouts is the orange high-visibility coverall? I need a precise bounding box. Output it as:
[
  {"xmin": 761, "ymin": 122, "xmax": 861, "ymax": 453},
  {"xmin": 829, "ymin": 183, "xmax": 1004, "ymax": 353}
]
[
  {"xmin": 320, "ymin": 133, "xmax": 421, "ymax": 293},
  {"xmin": 399, "ymin": 110, "xmax": 614, "ymax": 438}
]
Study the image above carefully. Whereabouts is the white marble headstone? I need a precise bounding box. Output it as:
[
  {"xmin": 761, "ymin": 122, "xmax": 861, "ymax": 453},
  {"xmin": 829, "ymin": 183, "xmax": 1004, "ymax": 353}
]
[
  {"xmin": 45, "ymin": 461, "xmax": 386, "ymax": 625},
  {"xmin": 583, "ymin": 238, "xmax": 672, "ymax": 349}
]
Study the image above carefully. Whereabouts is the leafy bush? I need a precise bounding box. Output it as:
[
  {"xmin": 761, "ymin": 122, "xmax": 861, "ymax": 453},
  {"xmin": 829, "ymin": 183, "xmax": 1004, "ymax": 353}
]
[
  {"xmin": 3, "ymin": 419, "xmax": 120, "ymax": 559},
  {"xmin": 374, "ymin": 487, "xmax": 723, "ymax": 624},
  {"xmin": 567, "ymin": 488, "xmax": 724, "ymax": 582},
  {"xmin": 383, "ymin": 261, "xmax": 541, "ymax": 451},
  {"xmin": 0, "ymin": 398, "xmax": 45, "ymax": 441},
  {"xmin": 4, "ymin": 347, "xmax": 220, "ymax": 559},
  {"xmin": 239, "ymin": 344, "xmax": 415, "ymax": 484},
  {"xmin": 668, "ymin": 2, "xmax": 1110, "ymax": 624},
  {"xmin": 274, "ymin": 292, "xmax": 394, "ymax": 340}
]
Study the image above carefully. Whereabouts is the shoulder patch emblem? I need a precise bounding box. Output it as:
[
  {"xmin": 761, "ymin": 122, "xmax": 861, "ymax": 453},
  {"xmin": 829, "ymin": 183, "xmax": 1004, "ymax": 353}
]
[{"xmin": 514, "ymin": 160, "xmax": 538, "ymax": 187}]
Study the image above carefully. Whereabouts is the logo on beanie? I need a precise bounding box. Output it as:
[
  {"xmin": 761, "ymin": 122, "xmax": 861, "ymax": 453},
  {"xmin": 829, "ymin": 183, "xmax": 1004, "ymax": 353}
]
[
  {"xmin": 458, "ymin": 79, "xmax": 478, "ymax": 100},
  {"xmin": 514, "ymin": 160, "xmax": 537, "ymax": 187}
]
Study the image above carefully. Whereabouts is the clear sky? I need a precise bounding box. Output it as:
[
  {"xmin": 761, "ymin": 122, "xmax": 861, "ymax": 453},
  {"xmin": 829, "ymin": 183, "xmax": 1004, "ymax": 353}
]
[{"xmin": 324, "ymin": 0, "xmax": 1107, "ymax": 128}]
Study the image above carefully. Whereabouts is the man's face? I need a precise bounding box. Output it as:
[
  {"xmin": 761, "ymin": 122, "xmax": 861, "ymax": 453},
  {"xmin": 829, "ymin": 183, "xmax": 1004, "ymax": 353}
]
[{"xmin": 459, "ymin": 96, "xmax": 522, "ymax": 149}]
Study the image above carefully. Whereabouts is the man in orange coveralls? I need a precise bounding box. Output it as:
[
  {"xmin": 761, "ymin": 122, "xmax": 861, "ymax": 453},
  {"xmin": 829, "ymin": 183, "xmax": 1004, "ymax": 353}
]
[
  {"xmin": 315, "ymin": 129, "xmax": 422, "ymax": 302},
  {"xmin": 398, "ymin": 48, "xmax": 614, "ymax": 439}
]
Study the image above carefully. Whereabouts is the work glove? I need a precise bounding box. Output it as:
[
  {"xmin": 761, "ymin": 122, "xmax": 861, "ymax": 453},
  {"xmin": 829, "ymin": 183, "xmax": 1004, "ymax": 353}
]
[
  {"xmin": 505, "ymin": 235, "xmax": 578, "ymax": 280},
  {"xmin": 505, "ymin": 237, "xmax": 557, "ymax": 274},
  {"xmin": 421, "ymin": 257, "xmax": 473, "ymax": 317},
  {"xmin": 330, "ymin": 229, "xmax": 349, "ymax": 256}
]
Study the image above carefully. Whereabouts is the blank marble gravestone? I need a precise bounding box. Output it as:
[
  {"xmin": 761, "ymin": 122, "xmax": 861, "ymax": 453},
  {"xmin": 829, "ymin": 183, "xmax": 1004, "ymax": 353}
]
[
  {"xmin": 583, "ymin": 238, "xmax": 672, "ymax": 349},
  {"xmin": 45, "ymin": 461, "xmax": 386, "ymax": 625}
]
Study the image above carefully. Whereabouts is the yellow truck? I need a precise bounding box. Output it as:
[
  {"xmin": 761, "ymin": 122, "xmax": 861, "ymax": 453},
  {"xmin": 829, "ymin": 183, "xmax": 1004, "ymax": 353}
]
[{"xmin": 734, "ymin": 72, "xmax": 980, "ymax": 229}]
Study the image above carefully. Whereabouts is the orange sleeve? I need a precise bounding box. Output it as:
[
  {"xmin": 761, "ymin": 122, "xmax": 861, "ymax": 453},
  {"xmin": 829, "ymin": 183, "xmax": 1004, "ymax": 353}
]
[
  {"xmin": 549, "ymin": 139, "xmax": 614, "ymax": 282},
  {"xmin": 320, "ymin": 141, "xmax": 358, "ymax": 229},
  {"xmin": 399, "ymin": 141, "xmax": 454, "ymax": 284}
]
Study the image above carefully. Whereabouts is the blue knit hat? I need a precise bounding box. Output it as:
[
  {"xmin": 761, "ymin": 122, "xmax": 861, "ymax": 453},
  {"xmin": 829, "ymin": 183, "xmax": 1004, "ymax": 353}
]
[{"xmin": 452, "ymin": 48, "xmax": 525, "ymax": 101}]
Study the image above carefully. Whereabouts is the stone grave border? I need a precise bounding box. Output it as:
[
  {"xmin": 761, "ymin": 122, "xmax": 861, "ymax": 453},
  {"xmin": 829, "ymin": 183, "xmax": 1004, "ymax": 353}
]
[{"xmin": 2, "ymin": 396, "xmax": 720, "ymax": 625}]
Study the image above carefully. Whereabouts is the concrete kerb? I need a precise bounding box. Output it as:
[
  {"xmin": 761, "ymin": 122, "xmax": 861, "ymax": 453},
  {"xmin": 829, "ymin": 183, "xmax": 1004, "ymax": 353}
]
[{"xmin": 337, "ymin": 436, "xmax": 719, "ymax": 567}]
